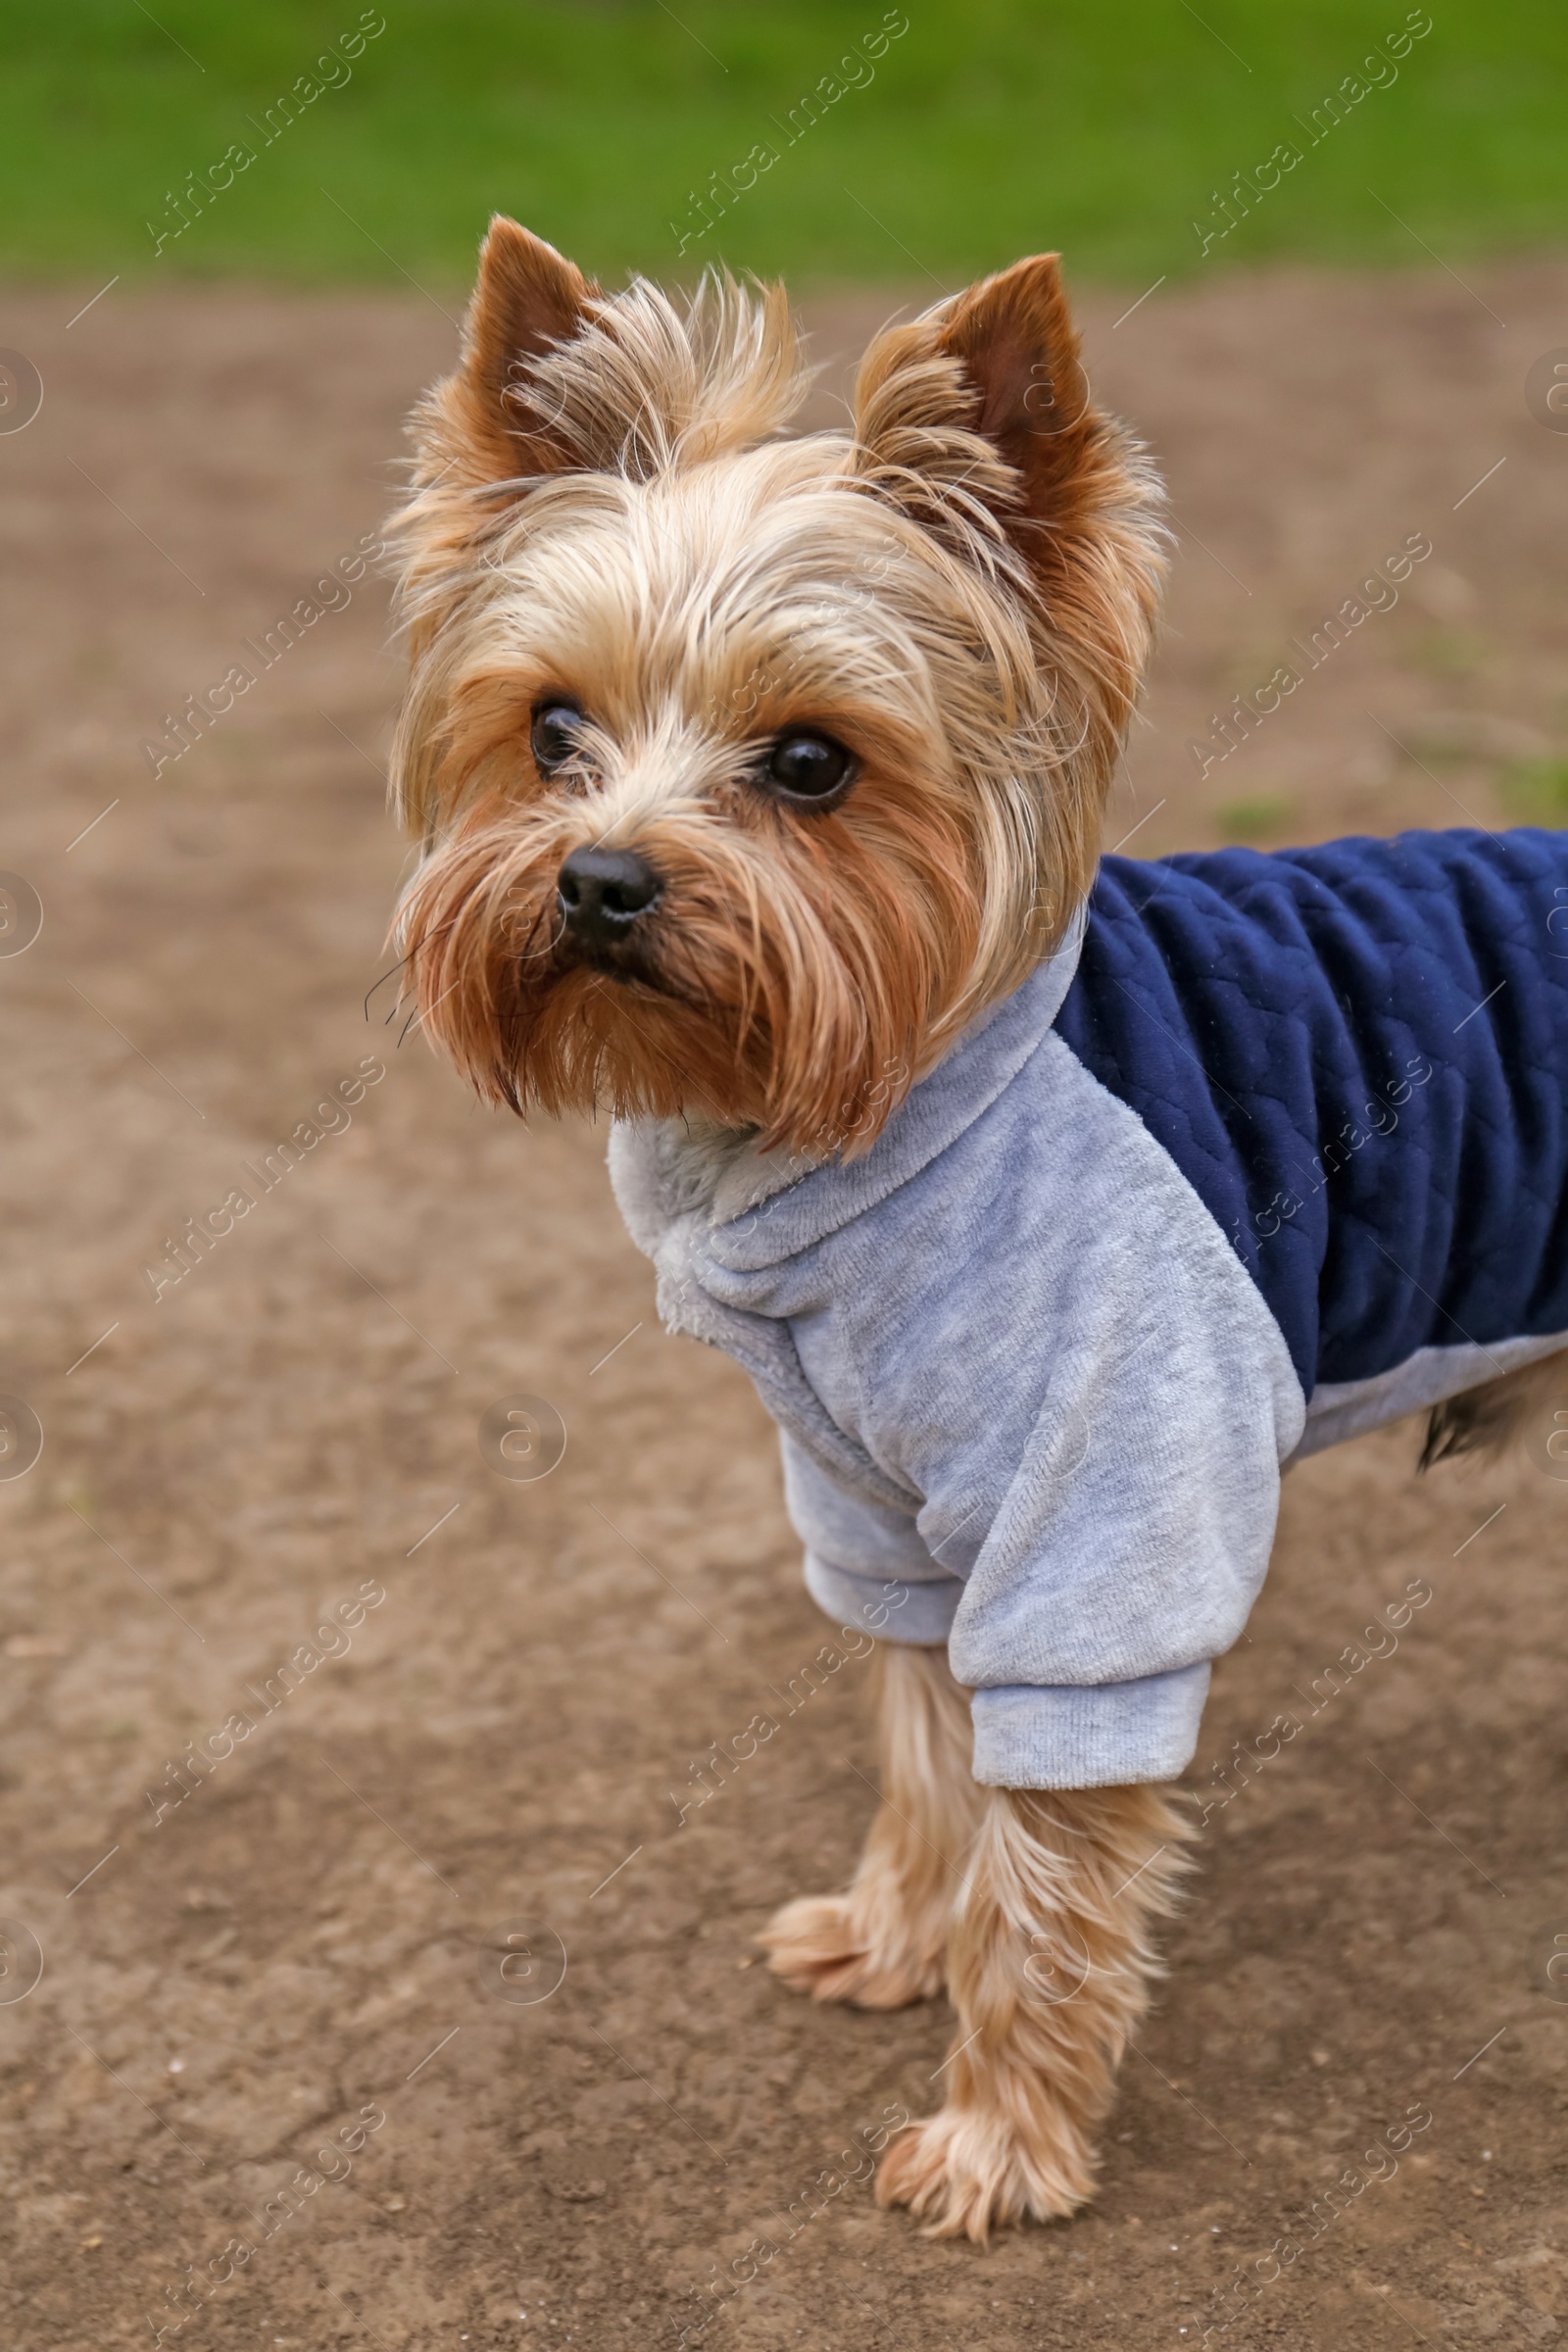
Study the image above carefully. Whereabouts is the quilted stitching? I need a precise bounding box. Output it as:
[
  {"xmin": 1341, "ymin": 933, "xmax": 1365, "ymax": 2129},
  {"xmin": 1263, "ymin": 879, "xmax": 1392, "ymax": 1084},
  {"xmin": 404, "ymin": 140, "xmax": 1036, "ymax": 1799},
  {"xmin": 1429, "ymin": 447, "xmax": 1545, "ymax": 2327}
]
[{"xmin": 1054, "ymin": 830, "xmax": 1568, "ymax": 1396}]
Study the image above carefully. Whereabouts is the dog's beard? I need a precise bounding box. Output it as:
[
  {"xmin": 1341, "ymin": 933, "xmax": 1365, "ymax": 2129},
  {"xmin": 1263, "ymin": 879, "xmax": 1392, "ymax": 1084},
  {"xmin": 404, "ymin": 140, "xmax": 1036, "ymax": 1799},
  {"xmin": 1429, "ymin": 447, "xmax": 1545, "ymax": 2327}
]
[{"xmin": 395, "ymin": 787, "xmax": 986, "ymax": 1156}]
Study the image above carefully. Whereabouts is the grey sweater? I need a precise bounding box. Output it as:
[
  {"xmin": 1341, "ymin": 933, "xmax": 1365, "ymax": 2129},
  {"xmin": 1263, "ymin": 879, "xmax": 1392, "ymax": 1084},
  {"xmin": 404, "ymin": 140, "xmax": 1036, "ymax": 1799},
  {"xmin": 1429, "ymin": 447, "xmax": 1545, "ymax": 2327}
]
[
  {"xmin": 610, "ymin": 830, "xmax": 1568, "ymax": 1789},
  {"xmin": 609, "ymin": 925, "xmax": 1301, "ymax": 1789}
]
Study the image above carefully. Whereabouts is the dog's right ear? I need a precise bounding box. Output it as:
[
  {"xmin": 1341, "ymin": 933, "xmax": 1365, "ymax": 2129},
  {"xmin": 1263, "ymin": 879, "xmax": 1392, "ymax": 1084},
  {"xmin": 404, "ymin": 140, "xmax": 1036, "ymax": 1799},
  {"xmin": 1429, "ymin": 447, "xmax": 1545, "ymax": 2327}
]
[{"xmin": 422, "ymin": 216, "xmax": 600, "ymax": 496}]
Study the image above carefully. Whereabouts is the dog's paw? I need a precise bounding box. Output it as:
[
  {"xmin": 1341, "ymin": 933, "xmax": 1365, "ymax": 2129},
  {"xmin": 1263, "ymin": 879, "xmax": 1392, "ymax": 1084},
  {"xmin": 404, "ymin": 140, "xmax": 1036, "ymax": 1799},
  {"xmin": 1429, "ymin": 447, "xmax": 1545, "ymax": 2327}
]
[
  {"xmin": 874, "ymin": 2103, "xmax": 1096, "ymax": 2240},
  {"xmin": 757, "ymin": 1892, "xmax": 944, "ymax": 2008}
]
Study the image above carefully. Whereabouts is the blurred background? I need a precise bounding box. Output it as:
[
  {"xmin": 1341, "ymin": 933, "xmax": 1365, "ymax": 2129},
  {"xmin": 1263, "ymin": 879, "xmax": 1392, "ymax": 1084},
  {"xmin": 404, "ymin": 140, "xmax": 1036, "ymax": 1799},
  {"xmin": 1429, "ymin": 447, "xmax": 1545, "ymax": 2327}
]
[
  {"xmin": 4, "ymin": 9, "xmax": 1568, "ymax": 2351},
  {"xmin": 4, "ymin": 0, "xmax": 1565, "ymax": 284}
]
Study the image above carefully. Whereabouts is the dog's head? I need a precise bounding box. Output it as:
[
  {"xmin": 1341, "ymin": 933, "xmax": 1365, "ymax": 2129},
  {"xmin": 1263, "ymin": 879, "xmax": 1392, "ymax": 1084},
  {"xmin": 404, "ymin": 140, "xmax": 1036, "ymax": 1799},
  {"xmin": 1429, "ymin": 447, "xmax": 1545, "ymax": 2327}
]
[{"xmin": 387, "ymin": 218, "xmax": 1164, "ymax": 1156}]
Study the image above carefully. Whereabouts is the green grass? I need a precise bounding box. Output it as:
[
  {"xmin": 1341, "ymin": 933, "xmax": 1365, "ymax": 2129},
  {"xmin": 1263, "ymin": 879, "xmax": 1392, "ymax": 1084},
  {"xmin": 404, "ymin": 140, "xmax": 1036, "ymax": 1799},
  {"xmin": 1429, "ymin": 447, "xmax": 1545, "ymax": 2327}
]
[
  {"xmin": 1218, "ymin": 793, "xmax": 1295, "ymax": 842},
  {"xmin": 1410, "ymin": 628, "xmax": 1493, "ymax": 678},
  {"xmin": 1502, "ymin": 757, "xmax": 1568, "ymax": 820},
  {"xmin": 2, "ymin": 1, "xmax": 1564, "ymax": 285}
]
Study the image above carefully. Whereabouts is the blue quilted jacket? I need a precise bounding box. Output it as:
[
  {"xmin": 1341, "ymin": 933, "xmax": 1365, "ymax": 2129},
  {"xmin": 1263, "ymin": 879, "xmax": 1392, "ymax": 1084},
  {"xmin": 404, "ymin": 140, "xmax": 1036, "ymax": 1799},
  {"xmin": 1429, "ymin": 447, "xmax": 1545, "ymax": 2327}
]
[{"xmin": 611, "ymin": 829, "xmax": 1568, "ymax": 1789}]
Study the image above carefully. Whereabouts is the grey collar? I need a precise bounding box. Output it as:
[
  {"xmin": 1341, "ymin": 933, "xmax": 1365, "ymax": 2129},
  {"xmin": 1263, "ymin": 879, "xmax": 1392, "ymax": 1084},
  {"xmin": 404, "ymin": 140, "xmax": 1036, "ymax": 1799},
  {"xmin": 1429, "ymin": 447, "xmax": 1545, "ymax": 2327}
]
[{"xmin": 641, "ymin": 914, "xmax": 1086, "ymax": 1273}]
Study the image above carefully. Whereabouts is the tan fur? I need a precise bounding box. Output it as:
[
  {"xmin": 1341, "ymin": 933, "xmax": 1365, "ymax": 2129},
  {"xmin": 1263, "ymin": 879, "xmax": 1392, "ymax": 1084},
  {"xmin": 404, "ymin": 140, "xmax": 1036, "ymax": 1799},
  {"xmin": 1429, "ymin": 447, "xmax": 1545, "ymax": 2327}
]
[
  {"xmin": 875, "ymin": 1778, "xmax": 1193, "ymax": 2237},
  {"xmin": 388, "ymin": 220, "xmax": 1188, "ymax": 2237},
  {"xmin": 760, "ymin": 1644, "xmax": 983, "ymax": 2007},
  {"xmin": 760, "ymin": 1646, "xmax": 1192, "ymax": 2237},
  {"xmin": 386, "ymin": 220, "xmax": 1166, "ymax": 1156},
  {"xmin": 1420, "ymin": 1347, "xmax": 1568, "ymax": 1469}
]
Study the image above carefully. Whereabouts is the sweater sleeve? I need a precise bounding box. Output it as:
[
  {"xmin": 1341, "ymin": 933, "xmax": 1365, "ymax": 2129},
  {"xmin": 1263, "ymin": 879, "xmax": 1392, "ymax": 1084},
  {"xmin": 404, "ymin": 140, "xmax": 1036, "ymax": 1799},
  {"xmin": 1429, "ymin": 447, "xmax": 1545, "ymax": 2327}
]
[
  {"xmin": 939, "ymin": 1165, "xmax": 1302, "ymax": 1788},
  {"xmin": 779, "ymin": 1433, "xmax": 965, "ymax": 1645},
  {"xmin": 826, "ymin": 1032, "xmax": 1308, "ymax": 1790}
]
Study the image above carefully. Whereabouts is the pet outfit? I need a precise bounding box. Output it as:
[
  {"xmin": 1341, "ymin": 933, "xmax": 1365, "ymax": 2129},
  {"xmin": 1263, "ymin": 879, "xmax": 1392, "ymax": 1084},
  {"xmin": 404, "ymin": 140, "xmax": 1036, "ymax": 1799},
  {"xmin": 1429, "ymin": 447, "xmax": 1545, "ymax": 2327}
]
[{"xmin": 611, "ymin": 828, "xmax": 1568, "ymax": 1789}]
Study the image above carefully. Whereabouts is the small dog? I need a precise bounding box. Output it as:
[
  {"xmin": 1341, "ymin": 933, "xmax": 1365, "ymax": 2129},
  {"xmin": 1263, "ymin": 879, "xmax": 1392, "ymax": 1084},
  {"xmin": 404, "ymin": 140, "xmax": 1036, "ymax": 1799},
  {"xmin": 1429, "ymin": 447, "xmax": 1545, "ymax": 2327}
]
[{"xmin": 385, "ymin": 219, "xmax": 1568, "ymax": 2238}]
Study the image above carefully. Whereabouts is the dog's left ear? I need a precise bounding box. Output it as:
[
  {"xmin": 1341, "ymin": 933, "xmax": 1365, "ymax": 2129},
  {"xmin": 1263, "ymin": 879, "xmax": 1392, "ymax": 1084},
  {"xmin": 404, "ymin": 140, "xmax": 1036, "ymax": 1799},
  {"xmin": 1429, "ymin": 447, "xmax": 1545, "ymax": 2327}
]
[
  {"xmin": 852, "ymin": 255, "xmax": 1134, "ymax": 604},
  {"xmin": 428, "ymin": 216, "xmax": 601, "ymax": 494}
]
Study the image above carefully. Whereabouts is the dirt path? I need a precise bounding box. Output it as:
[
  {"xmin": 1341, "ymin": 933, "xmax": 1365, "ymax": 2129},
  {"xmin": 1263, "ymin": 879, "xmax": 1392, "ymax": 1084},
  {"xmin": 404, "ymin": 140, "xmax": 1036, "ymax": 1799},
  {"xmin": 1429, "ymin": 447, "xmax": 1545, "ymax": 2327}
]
[{"xmin": 2, "ymin": 254, "xmax": 1567, "ymax": 2351}]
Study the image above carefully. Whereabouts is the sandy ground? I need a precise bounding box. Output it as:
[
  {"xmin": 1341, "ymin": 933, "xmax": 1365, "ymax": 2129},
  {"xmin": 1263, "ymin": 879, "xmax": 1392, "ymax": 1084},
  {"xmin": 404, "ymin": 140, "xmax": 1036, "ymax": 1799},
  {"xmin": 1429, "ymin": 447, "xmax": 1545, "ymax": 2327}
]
[{"xmin": 2, "ymin": 251, "xmax": 1568, "ymax": 2352}]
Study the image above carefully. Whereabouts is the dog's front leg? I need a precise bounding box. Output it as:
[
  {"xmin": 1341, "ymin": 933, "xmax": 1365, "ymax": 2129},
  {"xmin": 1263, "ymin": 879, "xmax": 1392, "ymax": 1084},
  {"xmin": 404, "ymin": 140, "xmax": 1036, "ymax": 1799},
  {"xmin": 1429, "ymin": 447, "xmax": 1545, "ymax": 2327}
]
[
  {"xmin": 876, "ymin": 1779, "xmax": 1192, "ymax": 2238},
  {"xmin": 759, "ymin": 1643, "xmax": 982, "ymax": 2006}
]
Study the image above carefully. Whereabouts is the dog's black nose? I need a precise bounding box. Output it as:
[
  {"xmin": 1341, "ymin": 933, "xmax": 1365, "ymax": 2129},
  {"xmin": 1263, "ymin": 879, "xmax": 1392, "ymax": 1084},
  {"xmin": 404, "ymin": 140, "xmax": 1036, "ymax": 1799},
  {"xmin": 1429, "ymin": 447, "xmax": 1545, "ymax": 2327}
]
[{"xmin": 557, "ymin": 844, "xmax": 662, "ymax": 948}]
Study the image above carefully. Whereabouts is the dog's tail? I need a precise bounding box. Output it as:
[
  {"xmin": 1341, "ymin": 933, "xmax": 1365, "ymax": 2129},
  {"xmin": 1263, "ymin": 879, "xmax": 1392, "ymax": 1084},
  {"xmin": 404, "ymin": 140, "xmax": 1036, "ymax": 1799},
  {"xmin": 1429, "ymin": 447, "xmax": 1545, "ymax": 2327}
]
[{"xmin": 1419, "ymin": 1348, "xmax": 1568, "ymax": 1471}]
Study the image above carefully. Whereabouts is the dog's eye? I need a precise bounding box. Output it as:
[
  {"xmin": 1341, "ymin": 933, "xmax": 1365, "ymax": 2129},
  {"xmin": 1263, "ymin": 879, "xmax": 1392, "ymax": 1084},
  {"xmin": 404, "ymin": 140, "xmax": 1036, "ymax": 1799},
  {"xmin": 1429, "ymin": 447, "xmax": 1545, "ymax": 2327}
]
[
  {"xmin": 762, "ymin": 728, "xmax": 856, "ymax": 808},
  {"xmin": 531, "ymin": 700, "xmax": 585, "ymax": 776}
]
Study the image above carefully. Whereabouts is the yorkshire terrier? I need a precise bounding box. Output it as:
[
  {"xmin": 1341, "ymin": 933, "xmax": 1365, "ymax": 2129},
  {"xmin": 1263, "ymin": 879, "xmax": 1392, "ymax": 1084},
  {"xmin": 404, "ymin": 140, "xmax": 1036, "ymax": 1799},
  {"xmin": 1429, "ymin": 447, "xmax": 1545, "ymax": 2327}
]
[{"xmin": 384, "ymin": 218, "xmax": 1568, "ymax": 2238}]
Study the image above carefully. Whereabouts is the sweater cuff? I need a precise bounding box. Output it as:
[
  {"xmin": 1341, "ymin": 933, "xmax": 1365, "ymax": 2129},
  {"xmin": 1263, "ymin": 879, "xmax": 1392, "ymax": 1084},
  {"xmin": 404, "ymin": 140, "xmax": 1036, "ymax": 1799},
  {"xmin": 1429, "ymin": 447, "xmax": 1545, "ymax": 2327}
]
[
  {"xmin": 802, "ymin": 1550, "xmax": 964, "ymax": 1645},
  {"xmin": 969, "ymin": 1664, "xmax": 1211, "ymax": 1788}
]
